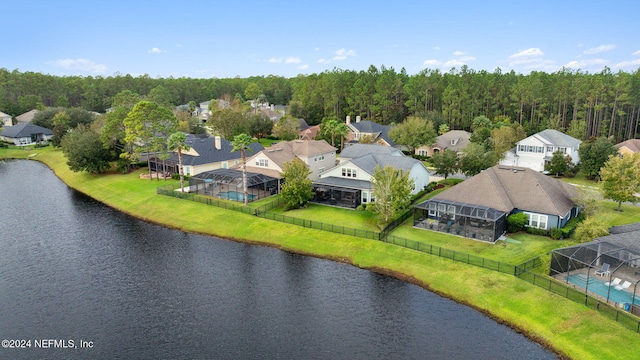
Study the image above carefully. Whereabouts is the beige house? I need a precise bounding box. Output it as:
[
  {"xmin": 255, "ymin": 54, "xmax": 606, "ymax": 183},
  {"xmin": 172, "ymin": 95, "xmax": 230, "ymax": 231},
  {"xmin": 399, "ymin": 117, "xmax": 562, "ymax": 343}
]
[
  {"xmin": 615, "ymin": 139, "xmax": 640, "ymax": 156},
  {"xmin": 243, "ymin": 139, "xmax": 337, "ymax": 180},
  {"xmin": 16, "ymin": 109, "xmax": 39, "ymax": 124},
  {"xmin": 415, "ymin": 130, "xmax": 471, "ymax": 157},
  {"xmin": 0, "ymin": 111, "xmax": 12, "ymax": 127}
]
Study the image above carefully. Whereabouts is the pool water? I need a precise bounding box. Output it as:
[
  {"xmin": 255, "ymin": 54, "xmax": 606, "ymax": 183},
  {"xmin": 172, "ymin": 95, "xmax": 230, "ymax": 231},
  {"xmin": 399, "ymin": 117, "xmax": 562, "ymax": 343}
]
[
  {"xmin": 218, "ymin": 191, "xmax": 256, "ymax": 201},
  {"xmin": 567, "ymin": 274, "xmax": 638, "ymax": 305}
]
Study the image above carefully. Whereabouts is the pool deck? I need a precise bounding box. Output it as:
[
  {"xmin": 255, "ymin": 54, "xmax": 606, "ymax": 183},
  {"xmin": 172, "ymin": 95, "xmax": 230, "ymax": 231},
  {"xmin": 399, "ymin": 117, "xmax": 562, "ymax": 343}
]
[{"xmin": 554, "ymin": 267, "xmax": 640, "ymax": 307}]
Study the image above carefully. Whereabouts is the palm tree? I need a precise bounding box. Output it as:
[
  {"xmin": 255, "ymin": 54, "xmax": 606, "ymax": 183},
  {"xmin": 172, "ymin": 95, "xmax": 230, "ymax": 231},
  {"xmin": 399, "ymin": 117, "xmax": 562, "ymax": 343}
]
[
  {"xmin": 231, "ymin": 133, "xmax": 254, "ymax": 205},
  {"xmin": 167, "ymin": 132, "xmax": 190, "ymax": 191},
  {"xmin": 322, "ymin": 118, "xmax": 350, "ymax": 148}
]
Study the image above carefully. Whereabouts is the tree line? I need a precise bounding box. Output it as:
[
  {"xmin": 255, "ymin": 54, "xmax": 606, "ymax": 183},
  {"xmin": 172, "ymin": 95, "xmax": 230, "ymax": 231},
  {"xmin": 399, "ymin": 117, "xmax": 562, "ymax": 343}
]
[{"xmin": 1, "ymin": 65, "xmax": 639, "ymax": 141}]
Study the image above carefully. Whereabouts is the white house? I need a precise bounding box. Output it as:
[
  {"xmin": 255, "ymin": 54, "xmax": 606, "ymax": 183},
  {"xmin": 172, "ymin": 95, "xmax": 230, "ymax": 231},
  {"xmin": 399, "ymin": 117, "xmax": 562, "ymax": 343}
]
[
  {"xmin": 0, "ymin": 123, "xmax": 52, "ymax": 145},
  {"xmin": 500, "ymin": 129, "xmax": 581, "ymax": 172},
  {"xmin": 312, "ymin": 144, "xmax": 430, "ymax": 208}
]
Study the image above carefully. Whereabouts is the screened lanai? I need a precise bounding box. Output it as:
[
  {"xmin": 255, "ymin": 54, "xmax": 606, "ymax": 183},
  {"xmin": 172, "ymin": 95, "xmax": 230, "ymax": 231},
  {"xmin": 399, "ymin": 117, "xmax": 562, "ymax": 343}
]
[
  {"xmin": 551, "ymin": 234, "xmax": 640, "ymax": 315},
  {"xmin": 188, "ymin": 169, "xmax": 280, "ymax": 202},
  {"xmin": 413, "ymin": 199, "xmax": 507, "ymax": 242}
]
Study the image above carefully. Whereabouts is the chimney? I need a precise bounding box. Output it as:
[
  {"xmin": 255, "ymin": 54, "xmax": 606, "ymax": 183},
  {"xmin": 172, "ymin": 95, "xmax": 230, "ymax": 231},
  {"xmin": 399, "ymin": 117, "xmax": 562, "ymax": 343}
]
[
  {"xmin": 270, "ymin": 104, "xmax": 274, "ymax": 111},
  {"xmin": 346, "ymin": 116, "xmax": 351, "ymax": 125},
  {"xmin": 356, "ymin": 115, "xmax": 361, "ymax": 123},
  {"xmin": 215, "ymin": 136, "xmax": 221, "ymax": 150}
]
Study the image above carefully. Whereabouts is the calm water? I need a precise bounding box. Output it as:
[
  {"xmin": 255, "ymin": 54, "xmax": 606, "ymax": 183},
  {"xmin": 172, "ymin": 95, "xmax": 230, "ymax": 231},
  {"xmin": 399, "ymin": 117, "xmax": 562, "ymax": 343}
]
[{"xmin": 0, "ymin": 160, "xmax": 557, "ymax": 359}]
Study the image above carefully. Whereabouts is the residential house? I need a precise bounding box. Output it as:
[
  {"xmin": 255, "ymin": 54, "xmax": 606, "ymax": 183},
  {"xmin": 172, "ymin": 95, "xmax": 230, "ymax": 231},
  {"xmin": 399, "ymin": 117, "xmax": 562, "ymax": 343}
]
[
  {"xmin": 243, "ymin": 139, "xmax": 337, "ymax": 181},
  {"xmin": 0, "ymin": 123, "xmax": 52, "ymax": 145},
  {"xmin": 0, "ymin": 111, "xmax": 12, "ymax": 127},
  {"xmin": 149, "ymin": 134, "xmax": 264, "ymax": 177},
  {"xmin": 313, "ymin": 144, "xmax": 430, "ymax": 209},
  {"xmin": 298, "ymin": 119, "xmax": 321, "ymax": 140},
  {"xmin": 500, "ymin": 129, "xmax": 581, "ymax": 172},
  {"xmin": 16, "ymin": 110, "xmax": 39, "ymax": 124},
  {"xmin": 345, "ymin": 116, "xmax": 398, "ymax": 148},
  {"xmin": 414, "ymin": 165, "xmax": 579, "ymax": 242},
  {"xmin": 615, "ymin": 139, "xmax": 640, "ymax": 156},
  {"xmin": 415, "ymin": 130, "xmax": 471, "ymax": 157}
]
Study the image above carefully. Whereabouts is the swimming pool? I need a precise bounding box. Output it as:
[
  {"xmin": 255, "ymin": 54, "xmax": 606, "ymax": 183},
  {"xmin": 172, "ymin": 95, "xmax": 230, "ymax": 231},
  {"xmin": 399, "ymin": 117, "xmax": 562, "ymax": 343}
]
[
  {"xmin": 217, "ymin": 191, "xmax": 257, "ymax": 202},
  {"xmin": 567, "ymin": 273, "xmax": 638, "ymax": 305}
]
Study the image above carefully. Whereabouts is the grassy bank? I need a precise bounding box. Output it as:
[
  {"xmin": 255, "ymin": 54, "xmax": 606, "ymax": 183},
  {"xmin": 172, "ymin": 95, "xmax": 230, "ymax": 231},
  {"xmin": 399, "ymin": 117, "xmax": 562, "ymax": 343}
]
[{"xmin": 3, "ymin": 146, "xmax": 640, "ymax": 359}]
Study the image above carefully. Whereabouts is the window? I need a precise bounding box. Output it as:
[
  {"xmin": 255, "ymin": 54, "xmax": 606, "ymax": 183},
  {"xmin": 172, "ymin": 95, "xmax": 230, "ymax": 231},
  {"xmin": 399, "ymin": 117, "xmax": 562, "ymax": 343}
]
[
  {"xmin": 319, "ymin": 167, "xmax": 325, "ymax": 174},
  {"xmin": 362, "ymin": 192, "xmax": 368, "ymax": 203},
  {"xmin": 525, "ymin": 212, "xmax": 548, "ymax": 229},
  {"xmin": 438, "ymin": 203, "xmax": 447, "ymax": 217},
  {"xmin": 222, "ymin": 162, "xmax": 228, "ymax": 169},
  {"xmin": 341, "ymin": 167, "xmax": 357, "ymax": 178},
  {"xmin": 451, "ymin": 139, "xmax": 457, "ymax": 145},
  {"xmin": 558, "ymin": 147, "xmax": 567, "ymax": 154},
  {"xmin": 448, "ymin": 205, "xmax": 456, "ymax": 220},
  {"xmin": 428, "ymin": 202, "xmax": 437, "ymax": 216},
  {"xmin": 547, "ymin": 146, "xmax": 554, "ymax": 153},
  {"xmin": 258, "ymin": 159, "xmax": 269, "ymax": 167}
]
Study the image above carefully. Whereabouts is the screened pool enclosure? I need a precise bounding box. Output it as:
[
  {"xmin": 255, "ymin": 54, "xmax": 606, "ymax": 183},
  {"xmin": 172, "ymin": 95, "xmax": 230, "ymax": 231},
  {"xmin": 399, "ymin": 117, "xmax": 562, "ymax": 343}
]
[
  {"xmin": 413, "ymin": 199, "xmax": 507, "ymax": 242},
  {"xmin": 187, "ymin": 169, "xmax": 280, "ymax": 203},
  {"xmin": 551, "ymin": 236, "xmax": 640, "ymax": 315}
]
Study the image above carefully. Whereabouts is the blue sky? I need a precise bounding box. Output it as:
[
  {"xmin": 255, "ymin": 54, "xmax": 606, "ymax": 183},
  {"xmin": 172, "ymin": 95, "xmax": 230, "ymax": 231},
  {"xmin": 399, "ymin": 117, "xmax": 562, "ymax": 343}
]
[{"xmin": 5, "ymin": 0, "xmax": 639, "ymax": 78}]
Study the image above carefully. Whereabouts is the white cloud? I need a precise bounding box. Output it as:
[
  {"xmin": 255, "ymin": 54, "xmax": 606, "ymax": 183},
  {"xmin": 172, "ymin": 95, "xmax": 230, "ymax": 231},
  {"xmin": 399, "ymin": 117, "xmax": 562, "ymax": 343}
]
[
  {"xmin": 443, "ymin": 56, "xmax": 476, "ymax": 68},
  {"xmin": 317, "ymin": 58, "xmax": 331, "ymax": 64},
  {"xmin": 333, "ymin": 48, "xmax": 356, "ymax": 61},
  {"xmin": 632, "ymin": 50, "xmax": 640, "ymax": 56},
  {"xmin": 49, "ymin": 59, "xmax": 107, "ymax": 74},
  {"xmin": 452, "ymin": 51, "xmax": 465, "ymax": 56},
  {"xmin": 423, "ymin": 59, "xmax": 441, "ymax": 66},
  {"xmin": 583, "ymin": 44, "xmax": 616, "ymax": 55},
  {"xmin": 267, "ymin": 57, "xmax": 284, "ymax": 63},
  {"xmin": 509, "ymin": 48, "xmax": 544, "ymax": 59},
  {"xmin": 613, "ymin": 58, "xmax": 640, "ymax": 69},
  {"xmin": 285, "ymin": 57, "xmax": 301, "ymax": 64},
  {"xmin": 148, "ymin": 47, "xmax": 166, "ymax": 54},
  {"xmin": 563, "ymin": 58, "xmax": 608, "ymax": 69},
  {"xmin": 297, "ymin": 64, "xmax": 309, "ymax": 70},
  {"xmin": 433, "ymin": 46, "xmax": 440, "ymax": 51}
]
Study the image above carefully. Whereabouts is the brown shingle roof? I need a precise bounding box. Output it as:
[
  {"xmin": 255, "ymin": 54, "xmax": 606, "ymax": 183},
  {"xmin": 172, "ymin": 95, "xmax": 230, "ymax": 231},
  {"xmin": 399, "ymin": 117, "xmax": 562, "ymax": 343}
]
[
  {"xmin": 615, "ymin": 139, "xmax": 640, "ymax": 153},
  {"xmin": 433, "ymin": 165, "xmax": 577, "ymax": 217}
]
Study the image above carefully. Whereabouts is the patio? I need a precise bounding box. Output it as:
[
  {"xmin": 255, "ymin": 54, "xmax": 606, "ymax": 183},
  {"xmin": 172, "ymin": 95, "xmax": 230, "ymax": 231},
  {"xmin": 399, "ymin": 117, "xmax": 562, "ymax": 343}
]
[{"xmin": 187, "ymin": 169, "xmax": 280, "ymax": 203}]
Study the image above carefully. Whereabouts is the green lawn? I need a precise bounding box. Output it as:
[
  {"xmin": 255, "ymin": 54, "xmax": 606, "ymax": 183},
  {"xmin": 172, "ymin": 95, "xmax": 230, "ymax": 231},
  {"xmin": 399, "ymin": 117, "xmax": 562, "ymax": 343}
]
[{"xmin": 3, "ymin": 146, "xmax": 640, "ymax": 360}]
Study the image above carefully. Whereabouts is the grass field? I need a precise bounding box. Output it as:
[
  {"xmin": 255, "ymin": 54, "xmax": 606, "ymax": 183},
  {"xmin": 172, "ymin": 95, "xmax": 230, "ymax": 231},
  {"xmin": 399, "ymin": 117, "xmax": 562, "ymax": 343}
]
[{"xmin": 3, "ymin": 145, "xmax": 640, "ymax": 360}]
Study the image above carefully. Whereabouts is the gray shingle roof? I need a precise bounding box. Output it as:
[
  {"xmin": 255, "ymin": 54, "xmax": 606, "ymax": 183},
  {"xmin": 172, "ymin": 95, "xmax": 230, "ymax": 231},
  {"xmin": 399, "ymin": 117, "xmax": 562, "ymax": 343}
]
[
  {"xmin": 431, "ymin": 165, "xmax": 577, "ymax": 217},
  {"xmin": 349, "ymin": 120, "xmax": 397, "ymax": 147},
  {"xmin": 313, "ymin": 176, "xmax": 373, "ymax": 190},
  {"xmin": 0, "ymin": 123, "xmax": 52, "ymax": 138},
  {"xmin": 350, "ymin": 153, "xmax": 421, "ymax": 176},
  {"xmin": 339, "ymin": 144, "xmax": 403, "ymax": 159},
  {"xmin": 169, "ymin": 135, "xmax": 264, "ymax": 166},
  {"xmin": 534, "ymin": 129, "xmax": 581, "ymax": 148}
]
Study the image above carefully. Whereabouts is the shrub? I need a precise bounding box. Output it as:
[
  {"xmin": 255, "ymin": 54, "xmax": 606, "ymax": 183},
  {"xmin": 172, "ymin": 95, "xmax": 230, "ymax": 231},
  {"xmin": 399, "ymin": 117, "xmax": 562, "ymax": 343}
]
[
  {"xmin": 525, "ymin": 227, "xmax": 550, "ymax": 236},
  {"xmin": 507, "ymin": 212, "xmax": 528, "ymax": 233},
  {"xmin": 574, "ymin": 217, "xmax": 609, "ymax": 242},
  {"xmin": 549, "ymin": 228, "xmax": 563, "ymax": 239}
]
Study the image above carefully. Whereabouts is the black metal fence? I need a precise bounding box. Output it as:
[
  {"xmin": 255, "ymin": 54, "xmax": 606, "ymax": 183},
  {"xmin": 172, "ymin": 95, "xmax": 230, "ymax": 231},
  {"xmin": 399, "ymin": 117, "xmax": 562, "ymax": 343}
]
[
  {"xmin": 158, "ymin": 183, "xmax": 640, "ymax": 332},
  {"xmin": 515, "ymin": 261, "xmax": 640, "ymax": 333}
]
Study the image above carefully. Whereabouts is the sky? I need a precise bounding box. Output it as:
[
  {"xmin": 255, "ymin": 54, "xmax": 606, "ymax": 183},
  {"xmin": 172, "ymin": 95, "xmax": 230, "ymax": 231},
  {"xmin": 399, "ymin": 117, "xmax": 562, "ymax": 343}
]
[{"xmin": 5, "ymin": 0, "xmax": 640, "ymax": 79}]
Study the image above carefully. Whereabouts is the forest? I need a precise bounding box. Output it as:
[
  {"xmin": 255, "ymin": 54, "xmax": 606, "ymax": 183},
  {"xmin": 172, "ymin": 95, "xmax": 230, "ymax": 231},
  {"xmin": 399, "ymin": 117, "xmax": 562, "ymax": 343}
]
[{"xmin": 1, "ymin": 65, "xmax": 639, "ymax": 141}]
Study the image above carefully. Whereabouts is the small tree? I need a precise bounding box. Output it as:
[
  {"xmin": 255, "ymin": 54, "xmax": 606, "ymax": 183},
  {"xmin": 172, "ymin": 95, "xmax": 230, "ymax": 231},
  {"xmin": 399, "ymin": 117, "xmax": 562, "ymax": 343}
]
[
  {"xmin": 600, "ymin": 153, "xmax": 640, "ymax": 211},
  {"xmin": 168, "ymin": 132, "xmax": 190, "ymax": 191},
  {"xmin": 430, "ymin": 149, "xmax": 458, "ymax": 179},
  {"xmin": 545, "ymin": 150, "xmax": 568, "ymax": 177},
  {"xmin": 370, "ymin": 165, "xmax": 414, "ymax": 224},
  {"xmin": 280, "ymin": 158, "xmax": 314, "ymax": 210},
  {"xmin": 578, "ymin": 136, "xmax": 617, "ymax": 180},
  {"xmin": 574, "ymin": 217, "xmax": 609, "ymax": 242},
  {"xmin": 459, "ymin": 143, "xmax": 497, "ymax": 177},
  {"xmin": 231, "ymin": 133, "xmax": 254, "ymax": 206},
  {"xmin": 388, "ymin": 116, "xmax": 437, "ymax": 154},
  {"xmin": 273, "ymin": 116, "xmax": 300, "ymax": 141}
]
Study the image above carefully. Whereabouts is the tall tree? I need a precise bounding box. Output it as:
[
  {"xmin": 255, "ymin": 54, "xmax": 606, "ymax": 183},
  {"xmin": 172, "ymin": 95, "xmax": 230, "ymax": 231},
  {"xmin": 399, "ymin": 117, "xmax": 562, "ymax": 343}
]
[
  {"xmin": 231, "ymin": 133, "xmax": 254, "ymax": 206},
  {"xmin": 61, "ymin": 125, "xmax": 113, "ymax": 174},
  {"xmin": 123, "ymin": 101, "xmax": 178, "ymax": 180},
  {"xmin": 388, "ymin": 116, "xmax": 437, "ymax": 154},
  {"xmin": 167, "ymin": 132, "xmax": 190, "ymax": 191},
  {"xmin": 430, "ymin": 149, "xmax": 459, "ymax": 179},
  {"xmin": 370, "ymin": 165, "xmax": 414, "ymax": 223},
  {"xmin": 272, "ymin": 116, "xmax": 300, "ymax": 141},
  {"xmin": 280, "ymin": 158, "xmax": 314, "ymax": 210},
  {"xmin": 208, "ymin": 108, "xmax": 248, "ymax": 139},
  {"xmin": 578, "ymin": 136, "xmax": 618, "ymax": 180},
  {"xmin": 459, "ymin": 143, "xmax": 497, "ymax": 176},
  {"xmin": 600, "ymin": 153, "xmax": 640, "ymax": 211},
  {"xmin": 321, "ymin": 117, "xmax": 349, "ymax": 147}
]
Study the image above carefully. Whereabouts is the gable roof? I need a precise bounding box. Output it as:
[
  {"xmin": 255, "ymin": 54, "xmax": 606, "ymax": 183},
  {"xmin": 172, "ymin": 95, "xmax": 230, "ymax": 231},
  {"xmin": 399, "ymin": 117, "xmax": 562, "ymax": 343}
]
[
  {"xmin": 170, "ymin": 134, "xmax": 264, "ymax": 166},
  {"xmin": 339, "ymin": 143, "xmax": 403, "ymax": 159},
  {"xmin": 0, "ymin": 123, "xmax": 52, "ymax": 138},
  {"xmin": 350, "ymin": 153, "xmax": 423, "ymax": 176},
  {"xmin": 248, "ymin": 140, "xmax": 336, "ymax": 169},
  {"xmin": 530, "ymin": 129, "xmax": 581, "ymax": 148},
  {"xmin": 432, "ymin": 165, "xmax": 577, "ymax": 217},
  {"xmin": 435, "ymin": 130, "xmax": 471, "ymax": 151},
  {"xmin": 348, "ymin": 120, "xmax": 397, "ymax": 147},
  {"xmin": 615, "ymin": 139, "xmax": 640, "ymax": 153}
]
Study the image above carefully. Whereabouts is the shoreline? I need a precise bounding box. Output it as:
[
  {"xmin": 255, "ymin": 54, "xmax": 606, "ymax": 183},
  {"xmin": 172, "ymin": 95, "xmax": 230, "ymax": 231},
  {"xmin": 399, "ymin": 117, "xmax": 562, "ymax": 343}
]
[{"xmin": 4, "ymin": 151, "xmax": 637, "ymax": 359}]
